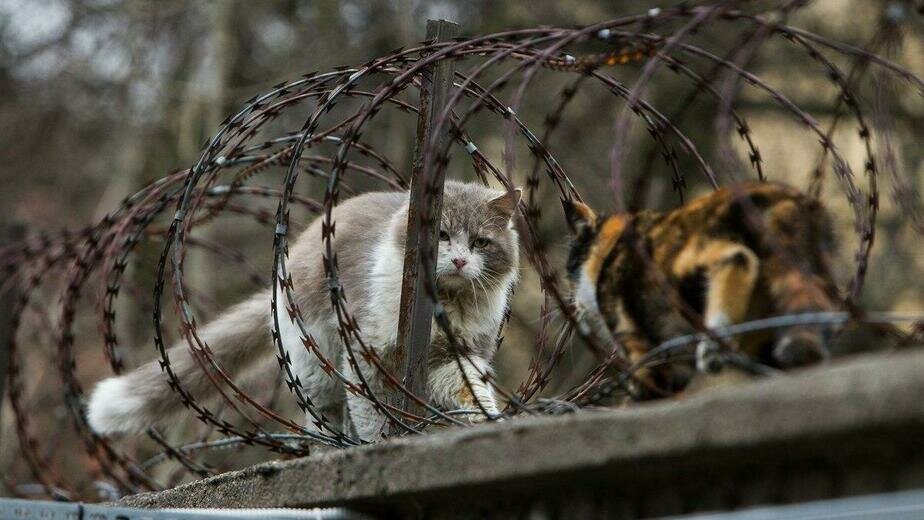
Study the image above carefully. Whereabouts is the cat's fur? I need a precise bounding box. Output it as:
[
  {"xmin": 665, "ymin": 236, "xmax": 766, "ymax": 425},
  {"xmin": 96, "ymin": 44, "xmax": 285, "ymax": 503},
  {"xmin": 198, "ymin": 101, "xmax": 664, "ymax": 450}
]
[
  {"xmin": 87, "ymin": 181, "xmax": 520, "ymax": 440},
  {"xmin": 564, "ymin": 181, "xmax": 839, "ymax": 397}
]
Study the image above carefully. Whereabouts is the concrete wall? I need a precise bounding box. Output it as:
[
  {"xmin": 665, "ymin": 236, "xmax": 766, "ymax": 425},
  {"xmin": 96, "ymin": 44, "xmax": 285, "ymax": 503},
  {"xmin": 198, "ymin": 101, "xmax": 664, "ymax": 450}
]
[{"xmin": 119, "ymin": 349, "xmax": 924, "ymax": 518}]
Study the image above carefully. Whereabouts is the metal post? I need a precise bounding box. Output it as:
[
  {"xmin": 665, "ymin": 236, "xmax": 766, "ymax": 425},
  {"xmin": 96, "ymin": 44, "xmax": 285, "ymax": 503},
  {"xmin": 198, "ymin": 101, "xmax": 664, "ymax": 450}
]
[{"xmin": 389, "ymin": 19, "xmax": 461, "ymax": 429}]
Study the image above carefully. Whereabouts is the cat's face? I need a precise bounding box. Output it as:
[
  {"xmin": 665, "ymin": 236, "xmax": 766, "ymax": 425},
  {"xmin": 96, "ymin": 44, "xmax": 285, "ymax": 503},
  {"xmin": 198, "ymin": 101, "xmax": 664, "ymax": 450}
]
[{"xmin": 434, "ymin": 182, "xmax": 520, "ymax": 292}]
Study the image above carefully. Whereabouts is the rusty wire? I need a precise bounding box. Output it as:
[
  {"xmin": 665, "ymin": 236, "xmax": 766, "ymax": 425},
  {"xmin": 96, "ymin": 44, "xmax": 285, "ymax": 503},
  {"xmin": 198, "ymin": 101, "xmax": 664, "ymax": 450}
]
[{"xmin": 2, "ymin": 1, "xmax": 924, "ymax": 500}]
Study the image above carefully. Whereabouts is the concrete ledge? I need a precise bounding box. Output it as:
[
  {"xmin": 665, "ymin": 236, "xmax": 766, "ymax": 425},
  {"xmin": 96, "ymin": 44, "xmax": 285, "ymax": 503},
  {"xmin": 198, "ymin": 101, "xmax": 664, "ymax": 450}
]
[{"xmin": 119, "ymin": 349, "xmax": 924, "ymax": 518}]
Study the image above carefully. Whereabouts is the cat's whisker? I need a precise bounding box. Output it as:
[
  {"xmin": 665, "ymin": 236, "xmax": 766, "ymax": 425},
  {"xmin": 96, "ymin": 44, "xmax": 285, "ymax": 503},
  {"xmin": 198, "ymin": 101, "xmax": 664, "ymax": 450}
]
[
  {"xmin": 476, "ymin": 277, "xmax": 491, "ymax": 307},
  {"xmin": 469, "ymin": 278, "xmax": 481, "ymax": 315}
]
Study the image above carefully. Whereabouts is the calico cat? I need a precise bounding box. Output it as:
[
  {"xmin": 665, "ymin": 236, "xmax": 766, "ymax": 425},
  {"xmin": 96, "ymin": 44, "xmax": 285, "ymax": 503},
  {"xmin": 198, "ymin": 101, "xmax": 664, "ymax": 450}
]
[
  {"xmin": 564, "ymin": 181, "xmax": 839, "ymax": 397},
  {"xmin": 87, "ymin": 181, "xmax": 520, "ymax": 440}
]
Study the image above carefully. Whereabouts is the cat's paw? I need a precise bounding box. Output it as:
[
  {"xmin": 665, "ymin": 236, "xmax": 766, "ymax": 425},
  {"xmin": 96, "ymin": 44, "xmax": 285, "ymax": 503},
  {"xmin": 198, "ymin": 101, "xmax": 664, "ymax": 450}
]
[
  {"xmin": 457, "ymin": 388, "xmax": 499, "ymax": 423},
  {"xmin": 695, "ymin": 339, "xmax": 724, "ymax": 373},
  {"xmin": 470, "ymin": 409, "xmax": 504, "ymax": 424},
  {"xmin": 461, "ymin": 402, "xmax": 500, "ymax": 423}
]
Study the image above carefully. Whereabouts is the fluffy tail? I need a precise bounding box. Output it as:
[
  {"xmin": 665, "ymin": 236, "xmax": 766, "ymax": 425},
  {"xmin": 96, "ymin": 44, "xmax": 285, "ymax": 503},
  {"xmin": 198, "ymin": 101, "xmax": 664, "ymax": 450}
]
[{"xmin": 86, "ymin": 291, "xmax": 271, "ymax": 435}]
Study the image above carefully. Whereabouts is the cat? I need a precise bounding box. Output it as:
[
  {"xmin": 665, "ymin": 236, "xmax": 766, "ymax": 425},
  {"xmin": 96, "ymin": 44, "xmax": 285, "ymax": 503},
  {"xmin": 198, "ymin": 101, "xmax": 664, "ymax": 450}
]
[
  {"xmin": 87, "ymin": 180, "xmax": 521, "ymax": 440},
  {"xmin": 563, "ymin": 181, "xmax": 839, "ymax": 398}
]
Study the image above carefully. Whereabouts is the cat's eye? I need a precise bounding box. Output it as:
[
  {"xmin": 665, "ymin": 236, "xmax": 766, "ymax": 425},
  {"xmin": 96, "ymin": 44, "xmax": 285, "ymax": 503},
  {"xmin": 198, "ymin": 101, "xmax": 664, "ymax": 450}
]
[
  {"xmin": 472, "ymin": 237, "xmax": 490, "ymax": 248},
  {"xmin": 439, "ymin": 230, "xmax": 450, "ymax": 241}
]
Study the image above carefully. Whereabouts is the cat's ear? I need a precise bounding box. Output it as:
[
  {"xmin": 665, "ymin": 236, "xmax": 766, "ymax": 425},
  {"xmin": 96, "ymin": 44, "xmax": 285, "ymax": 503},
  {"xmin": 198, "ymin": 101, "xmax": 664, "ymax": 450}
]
[
  {"xmin": 489, "ymin": 188, "xmax": 522, "ymax": 219},
  {"xmin": 562, "ymin": 198, "xmax": 596, "ymax": 234}
]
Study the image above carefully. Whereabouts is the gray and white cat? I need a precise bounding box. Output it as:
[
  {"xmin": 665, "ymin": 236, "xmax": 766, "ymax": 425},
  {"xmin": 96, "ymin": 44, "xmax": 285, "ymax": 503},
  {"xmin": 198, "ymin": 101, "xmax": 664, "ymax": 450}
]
[{"xmin": 86, "ymin": 181, "xmax": 520, "ymax": 441}]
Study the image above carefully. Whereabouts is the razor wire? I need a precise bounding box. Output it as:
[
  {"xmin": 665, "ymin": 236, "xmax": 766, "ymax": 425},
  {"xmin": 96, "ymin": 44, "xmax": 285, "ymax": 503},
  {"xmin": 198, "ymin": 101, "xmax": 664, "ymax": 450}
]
[{"xmin": 2, "ymin": 1, "xmax": 923, "ymax": 501}]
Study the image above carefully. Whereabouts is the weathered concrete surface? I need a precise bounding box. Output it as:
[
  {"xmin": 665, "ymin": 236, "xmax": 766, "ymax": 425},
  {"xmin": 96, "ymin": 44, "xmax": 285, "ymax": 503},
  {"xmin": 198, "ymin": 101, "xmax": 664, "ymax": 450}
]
[{"xmin": 119, "ymin": 350, "xmax": 924, "ymax": 518}]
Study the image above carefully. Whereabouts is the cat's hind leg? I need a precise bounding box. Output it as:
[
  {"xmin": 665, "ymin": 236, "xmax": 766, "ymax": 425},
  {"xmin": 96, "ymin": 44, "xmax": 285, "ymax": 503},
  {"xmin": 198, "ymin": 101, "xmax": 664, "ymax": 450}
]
[
  {"xmin": 276, "ymin": 311, "xmax": 345, "ymax": 435},
  {"xmin": 341, "ymin": 352, "xmax": 389, "ymax": 441}
]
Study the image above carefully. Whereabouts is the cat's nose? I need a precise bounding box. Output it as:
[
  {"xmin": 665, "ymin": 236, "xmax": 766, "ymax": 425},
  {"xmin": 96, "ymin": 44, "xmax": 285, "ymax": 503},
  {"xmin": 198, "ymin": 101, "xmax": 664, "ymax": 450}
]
[
  {"xmin": 772, "ymin": 330, "xmax": 829, "ymax": 368},
  {"xmin": 452, "ymin": 258, "xmax": 468, "ymax": 270}
]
